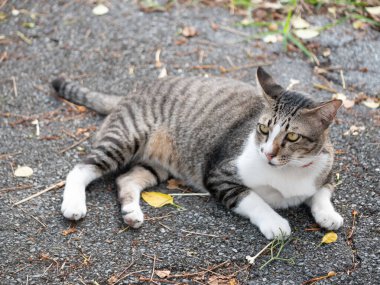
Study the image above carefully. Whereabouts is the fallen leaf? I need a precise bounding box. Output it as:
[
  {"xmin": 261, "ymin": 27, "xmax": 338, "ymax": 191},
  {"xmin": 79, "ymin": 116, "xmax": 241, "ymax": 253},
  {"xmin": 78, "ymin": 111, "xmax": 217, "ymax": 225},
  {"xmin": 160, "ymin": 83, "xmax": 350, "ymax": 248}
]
[
  {"xmin": 352, "ymin": 20, "xmax": 365, "ymax": 30},
  {"xmin": 268, "ymin": 22, "xmax": 278, "ymax": 31},
  {"xmin": 293, "ymin": 28, "xmax": 319, "ymax": 39},
  {"xmin": 328, "ymin": 7, "xmax": 336, "ymax": 17},
  {"xmin": 362, "ymin": 99, "xmax": 379, "ymax": 109},
  {"xmin": 322, "ymin": 48, "xmax": 331, "ymax": 57},
  {"xmin": 62, "ymin": 227, "xmax": 77, "ymax": 236},
  {"xmin": 156, "ymin": 270, "xmax": 170, "ymax": 278},
  {"xmin": 92, "ymin": 4, "xmax": 109, "ymax": 16},
  {"xmin": 332, "ymin": 93, "xmax": 346, "ymax": 101},
  {"xmin": 291, "ymin": 16, "xmax": 310, "ymax": 29},
  {"xmin": 12, "ymin": 9, "xmax": 20, "ymax": 16},
  {"xmin": 182, "ymin": 26, "xmax": 197, "ymax": 37},
  {"xmin": 263, "ymin": 34, "xmax": 278, "ymax": 43},
  {"xmin": 0, "ymin": 12, "xmax": 7, "ymax": 22},
  {"xmin": 39, "ymin": 253, "xmax": 50, "ymax": 260},
  {"xmin": 366, "ymin": 6, "xmax": 380, "ymax": 16},
  {"xmin": 158, "ymin": 67, "xmax": 167, "ymax": 78},
  {"xmin": 175, "ymin": 36, "xmax": 188, "ymax": 45},
  {"xmin": 141, "ymin": 192, "xmax": 174, "ymax": 208},
  {"xmin": 343, "ymin": 99, "xmax": 355, "ymax": 109},
  {"xmin": 14, "ymin": 166, "xmax": 33, "ymax": 177},
  {"xmin": 76, "ymin": 105, "xmax": 88, "ymax": 113},
  {"xmin": 22, "ymin": 22, "xmax": 35, "ymax": 29},
  {"xmin": 166, "ymin": 179, "xmax": 185, "ymax": 190},
  {"xmin": 320, "ymin": 231, "xmax": 338, "ymax": 245}
]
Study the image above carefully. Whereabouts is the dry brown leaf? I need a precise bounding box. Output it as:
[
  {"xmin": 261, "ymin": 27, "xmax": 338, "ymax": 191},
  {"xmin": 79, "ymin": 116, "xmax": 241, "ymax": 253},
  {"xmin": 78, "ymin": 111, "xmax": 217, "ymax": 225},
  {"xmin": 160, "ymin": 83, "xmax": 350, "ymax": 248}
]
[
  {"xmin": 76, "ymin": 106, "xmax": 88, "ymax": 113},
  {"xmin": 108, "ymin": 275, "xmax": 118, "ymax": 285},
  {"xmin": 62, "ymin": 227, "xmax": 77, "ymax": 236},
  {"xmin": 343, "ymin": 99, "xmax": 355, "ymax": 109},
  {"xmin": 182, "ymin": 26, "xmax": 197, "ymax": 37},
  {"xmin": 166, "ymin": 179, "xmax": 185, "ymax": 190},
  {"xmin": 39, "ymin": 253, "xmax": 50, "ymax": 260},
  {"xmin": 175, "ymin": 36, "xmax": 188, "ymax": 45},
  {"xmin": 156, "ymin": 270, "xmax": 170, "ymax": 278}
]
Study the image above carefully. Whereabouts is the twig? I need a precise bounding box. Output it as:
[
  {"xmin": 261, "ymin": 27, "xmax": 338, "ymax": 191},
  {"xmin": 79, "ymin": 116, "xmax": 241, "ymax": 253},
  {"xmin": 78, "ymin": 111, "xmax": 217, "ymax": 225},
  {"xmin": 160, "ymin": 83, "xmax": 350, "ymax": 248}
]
[
  {"xmin": 221, "ymin": 62, "xmax": 272, "ymax": 73},
  {"xmin": 110, "ymin": 258, "xmax": 134, "ymax": 284},
  {"xmin": 167, "ymin": 260, "xmax": 230, "ymax": 278},
  {"xmin": 219, "ymin": 25, "xmax": 251, "ymax": 37},
  {"xmin": 13, "ymin": 180, "xmax": 65, "ymax": 206},
  {"xmin": 11, "ymin": 76, "xmax": 18, "ymax": 97},
  {"xmin": 246, "ymin": 241, "xmax": 273, "ymax": 265},
  {"xmin": 313, "ymin": 83, "xmax": 338, "ymax": 94},
  {"xmin": 59, "ymin": 134, "xmax": 91, "ymax": 154},
  {"xmin": 0, "ymin": 151, "xmax": 22, "ymax": 160},
  {"xmin": 180, "ymin": 229, "xmax": 220, "ymax": 238},
  {"xmin": 340, "ymin": 69, "xmax": 346, "ymax": 89},
  {"xmin": 113, "ymin": 270, "xmax": 148, "ymax": 284},
  {"xmin": 139, "ymin": 277, "xmax": 178, "ymax": 284},
  {"xmin": 159, "ymin": 222, "xmax": 172, "ymax": 231},
  {"xmin": 170, "ymin": 193, "xmax": 210, "ymax": 196},
  {"xmin": 150, "ymin": 254, "xmax": 157, "ymax": 282}
]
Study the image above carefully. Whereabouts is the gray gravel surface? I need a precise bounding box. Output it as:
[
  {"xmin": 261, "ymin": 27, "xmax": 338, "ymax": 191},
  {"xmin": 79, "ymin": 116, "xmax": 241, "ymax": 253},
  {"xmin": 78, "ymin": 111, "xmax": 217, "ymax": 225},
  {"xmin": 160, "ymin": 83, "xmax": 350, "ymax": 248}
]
[{"xmin": 0, "ymin": 1, "xmax": 379, "ymax": 284}]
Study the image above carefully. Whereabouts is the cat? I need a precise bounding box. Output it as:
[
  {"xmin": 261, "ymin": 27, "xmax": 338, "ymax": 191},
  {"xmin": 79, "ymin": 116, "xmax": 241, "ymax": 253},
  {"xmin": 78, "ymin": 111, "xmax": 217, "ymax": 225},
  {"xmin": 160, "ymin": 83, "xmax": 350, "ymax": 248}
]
[{"xmin": 52, "ymin": 67, "xmax": 344, "ymax": 240}]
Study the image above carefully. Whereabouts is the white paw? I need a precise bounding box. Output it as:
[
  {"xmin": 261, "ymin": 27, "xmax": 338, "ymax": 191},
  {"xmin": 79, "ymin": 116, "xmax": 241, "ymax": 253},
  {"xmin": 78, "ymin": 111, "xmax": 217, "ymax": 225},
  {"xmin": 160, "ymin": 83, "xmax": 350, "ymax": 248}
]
[
  {"xmin": 257, "ymin": 216, "xmax": 291, "ymax": 240},
  {"xmin": 313, "ymin": 210, "xmax": 344, "ymax": 230},
  {"xmin": 61, "ymin": 197, "xmax": 87, "ymax": 220},
  {"xmin": 121, "ymin": 204, "xmax": 144, "ymax": 228}
]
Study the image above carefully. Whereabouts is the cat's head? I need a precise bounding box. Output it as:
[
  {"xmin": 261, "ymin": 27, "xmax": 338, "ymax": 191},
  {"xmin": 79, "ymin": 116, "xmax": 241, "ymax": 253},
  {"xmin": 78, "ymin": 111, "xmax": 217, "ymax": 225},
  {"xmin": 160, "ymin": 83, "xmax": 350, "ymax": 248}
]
[{"xmin": 254, "ymin": 67, "xmax": 342, "ymax": 168}]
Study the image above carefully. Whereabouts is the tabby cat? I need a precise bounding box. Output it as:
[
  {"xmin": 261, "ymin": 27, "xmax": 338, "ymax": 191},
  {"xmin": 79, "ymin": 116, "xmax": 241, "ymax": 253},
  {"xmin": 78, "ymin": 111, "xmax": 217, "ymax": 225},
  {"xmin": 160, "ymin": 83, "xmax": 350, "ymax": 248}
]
[{"xmin": 52, "ymin": 67, "xmax": 344, "ymax": 240}]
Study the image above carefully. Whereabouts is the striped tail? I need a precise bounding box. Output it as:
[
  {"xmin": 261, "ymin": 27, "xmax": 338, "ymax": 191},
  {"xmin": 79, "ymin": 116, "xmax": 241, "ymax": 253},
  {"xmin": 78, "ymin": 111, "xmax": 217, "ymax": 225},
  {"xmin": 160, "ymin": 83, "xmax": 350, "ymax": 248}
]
[{"xmin": 51, "ymin": 78, "xmax": 122, "ymax": 115}]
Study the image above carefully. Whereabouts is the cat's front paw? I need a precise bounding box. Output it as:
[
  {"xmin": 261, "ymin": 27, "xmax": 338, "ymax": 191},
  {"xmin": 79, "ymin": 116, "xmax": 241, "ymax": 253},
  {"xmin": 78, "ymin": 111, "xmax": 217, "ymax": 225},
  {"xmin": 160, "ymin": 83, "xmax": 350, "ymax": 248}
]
[
  {"xmin": 121, "ymin": 204, "xmax": 144, "ymax": 228},
  {"xmin": 61, "ymin": 198, "xmax": 87, "ymax": 220},
  {"xmin": 313, "ymin": 210, "xmax": 343, "ymax": 230},
  {"xmin": 258, "ymin": 216, "xmax": 291, "ymax": 240}
]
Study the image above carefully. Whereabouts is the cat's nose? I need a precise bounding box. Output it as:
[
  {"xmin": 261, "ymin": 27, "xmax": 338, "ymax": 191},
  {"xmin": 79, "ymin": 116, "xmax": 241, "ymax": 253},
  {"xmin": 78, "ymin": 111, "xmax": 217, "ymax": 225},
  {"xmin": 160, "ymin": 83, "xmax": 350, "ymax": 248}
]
[{"xmin": 265, "ymin": 152, "xmax": 275, "ymax": 161}]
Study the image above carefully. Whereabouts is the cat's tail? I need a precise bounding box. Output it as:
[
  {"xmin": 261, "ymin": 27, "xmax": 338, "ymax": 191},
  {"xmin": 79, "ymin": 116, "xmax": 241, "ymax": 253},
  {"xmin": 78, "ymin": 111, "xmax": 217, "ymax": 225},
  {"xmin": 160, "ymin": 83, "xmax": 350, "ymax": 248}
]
[{"xmin": 51, "ymin": 78, "xmax": 122, "ymax": 115}]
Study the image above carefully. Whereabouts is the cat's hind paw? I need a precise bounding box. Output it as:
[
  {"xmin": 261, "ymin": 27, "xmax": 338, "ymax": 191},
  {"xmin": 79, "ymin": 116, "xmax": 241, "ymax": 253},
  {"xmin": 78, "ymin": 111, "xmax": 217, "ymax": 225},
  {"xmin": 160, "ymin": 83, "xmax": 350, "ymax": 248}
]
[
  {"xmin": 258, "ymin": 217, "xmax": 291, "ymax": 240},
  {"xmin": 314, "ymin": 210, "xmax": 343, "ymax": 230},
  {"xmin": 61, "ymin": 198, "xmax": 87, "ymax": 220},
  {"xmin": 121, "ymin": 204, "xmax": 144, "ymax": 228}
]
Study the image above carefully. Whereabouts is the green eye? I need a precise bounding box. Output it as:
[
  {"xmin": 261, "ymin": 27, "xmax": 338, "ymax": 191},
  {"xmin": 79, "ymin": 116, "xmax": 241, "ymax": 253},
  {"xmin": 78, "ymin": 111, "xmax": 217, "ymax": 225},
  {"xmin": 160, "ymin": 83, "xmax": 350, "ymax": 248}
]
[
  {"xmin": 258, "ymin": 124, "xmax": 269, "ymax": 135},
  {"xmin": 286, "ymin": 132, "xmax": 301, "ymax": 142}
]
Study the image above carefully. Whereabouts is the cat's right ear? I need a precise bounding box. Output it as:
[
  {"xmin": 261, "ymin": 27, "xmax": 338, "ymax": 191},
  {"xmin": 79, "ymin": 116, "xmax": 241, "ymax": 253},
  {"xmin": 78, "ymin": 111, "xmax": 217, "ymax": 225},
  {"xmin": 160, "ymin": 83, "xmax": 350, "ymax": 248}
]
[{"xmin": 256, "ymin": 67, "xmax": 285, "ymax": 103}]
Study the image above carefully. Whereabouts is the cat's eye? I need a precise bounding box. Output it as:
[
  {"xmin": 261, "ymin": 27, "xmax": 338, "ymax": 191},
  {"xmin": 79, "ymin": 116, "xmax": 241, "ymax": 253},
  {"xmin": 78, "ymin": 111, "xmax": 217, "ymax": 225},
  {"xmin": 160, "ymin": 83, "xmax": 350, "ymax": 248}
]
[
  {"xmin": 286, "ymin": 132, "xmax": 301, "ymax": 142},
  {"xmin": 258, "ymin": 124, "xmax": 269, "ymax": 135}
]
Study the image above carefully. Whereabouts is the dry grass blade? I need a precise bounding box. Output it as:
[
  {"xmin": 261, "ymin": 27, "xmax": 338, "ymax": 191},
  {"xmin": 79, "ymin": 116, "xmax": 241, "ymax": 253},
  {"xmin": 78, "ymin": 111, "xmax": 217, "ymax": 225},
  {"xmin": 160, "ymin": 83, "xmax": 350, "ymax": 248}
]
[{"xmin": 13, "ymin": 180, "xmax": 65, "ymax": 206}]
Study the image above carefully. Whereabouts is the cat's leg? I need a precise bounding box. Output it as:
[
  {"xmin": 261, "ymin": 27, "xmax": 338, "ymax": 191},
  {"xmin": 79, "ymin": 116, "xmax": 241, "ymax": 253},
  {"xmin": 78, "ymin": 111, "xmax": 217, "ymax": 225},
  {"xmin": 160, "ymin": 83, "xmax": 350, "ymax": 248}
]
[
  {"xmin": 117, "ymin": 164, "xmax": 168, "ymax": 228},
  {"xmin": 306, "ymin": 185, "xmax": 343, "ymax": 230},
  {"xmin": 61, "ymin": 163, "xmax": 102, "ymax": 220},
  {"xmin": 61, "ymin": 115, "xmax": 140, "ymax": 220},
  {"xmin": 206, "ymin": 166, "xmax": 291, "ymax": 240},
  {"xmin": 233, "ymin": 191, "xmax": 291, "ymax": 239}
]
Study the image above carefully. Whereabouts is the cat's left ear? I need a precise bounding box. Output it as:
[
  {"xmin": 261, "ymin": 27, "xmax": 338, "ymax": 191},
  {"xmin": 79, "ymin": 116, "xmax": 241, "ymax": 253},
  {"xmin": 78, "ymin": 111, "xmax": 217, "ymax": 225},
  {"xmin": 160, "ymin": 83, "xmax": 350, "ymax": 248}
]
[
  {"xmin": 256, "ymin": 67, "xmax": 285, "ymax": 102},
  {"xmin": 301, "ymin": 99, "xmax": 342, "ymax": 127}
]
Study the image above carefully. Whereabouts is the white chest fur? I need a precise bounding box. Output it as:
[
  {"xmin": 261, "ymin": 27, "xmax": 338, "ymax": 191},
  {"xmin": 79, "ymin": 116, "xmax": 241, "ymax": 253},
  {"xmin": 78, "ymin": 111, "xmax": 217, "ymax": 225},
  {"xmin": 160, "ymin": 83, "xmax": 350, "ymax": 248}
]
[{"xmin": 236, "ymin": 134, "xmax": 328, "ymax": 209}]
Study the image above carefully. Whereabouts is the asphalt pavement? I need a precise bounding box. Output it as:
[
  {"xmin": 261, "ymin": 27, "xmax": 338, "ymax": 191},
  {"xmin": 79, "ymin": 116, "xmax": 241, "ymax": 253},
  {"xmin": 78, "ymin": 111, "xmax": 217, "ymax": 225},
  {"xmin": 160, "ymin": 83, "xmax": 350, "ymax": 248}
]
[{"xmin": 0, "ymin": 1, "xmax": 379, "ymax": 284}]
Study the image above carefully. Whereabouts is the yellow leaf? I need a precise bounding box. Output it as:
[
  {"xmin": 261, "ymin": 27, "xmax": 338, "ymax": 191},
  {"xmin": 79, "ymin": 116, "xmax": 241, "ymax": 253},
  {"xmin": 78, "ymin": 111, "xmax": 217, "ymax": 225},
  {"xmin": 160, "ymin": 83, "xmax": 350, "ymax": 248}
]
[
  {"xmin": 321, "ymin": 232, "xmax": 338, "ymax": 245},
  {"xmin": 362, "ymin": 99, "xmax": 379, "ymax": 109},
  {"xmin": 141, "ymin": 192, "xmax": 174, "ymax": 208}
]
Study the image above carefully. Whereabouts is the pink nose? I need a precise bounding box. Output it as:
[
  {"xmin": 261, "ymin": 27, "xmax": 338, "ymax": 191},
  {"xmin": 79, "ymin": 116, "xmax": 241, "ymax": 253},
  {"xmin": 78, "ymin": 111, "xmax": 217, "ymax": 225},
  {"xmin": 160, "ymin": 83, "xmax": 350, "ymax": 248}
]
[{"xmin": 265, "ymin": 152, "xmax": 275, "ymax": 161}]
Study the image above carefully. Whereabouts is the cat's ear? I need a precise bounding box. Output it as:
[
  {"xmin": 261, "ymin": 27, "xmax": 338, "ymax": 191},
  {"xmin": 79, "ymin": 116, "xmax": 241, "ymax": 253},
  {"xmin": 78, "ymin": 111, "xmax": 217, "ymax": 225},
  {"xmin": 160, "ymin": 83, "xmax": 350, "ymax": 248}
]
[
  {"xmin": 256, "ymin": 67, "xmax": 285, "ymax": 102},
  {"xmin": 301, "ymin": 99, "xmax": 342, "ymax": 127}
]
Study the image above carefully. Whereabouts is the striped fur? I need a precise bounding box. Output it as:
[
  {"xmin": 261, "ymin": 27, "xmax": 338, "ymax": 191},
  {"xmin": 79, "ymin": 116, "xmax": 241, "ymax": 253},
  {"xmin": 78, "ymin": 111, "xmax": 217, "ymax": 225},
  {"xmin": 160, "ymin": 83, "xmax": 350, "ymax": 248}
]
[{"xmin": 53, "ymin": 68, "xmax": 343, "ymax": 239}]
